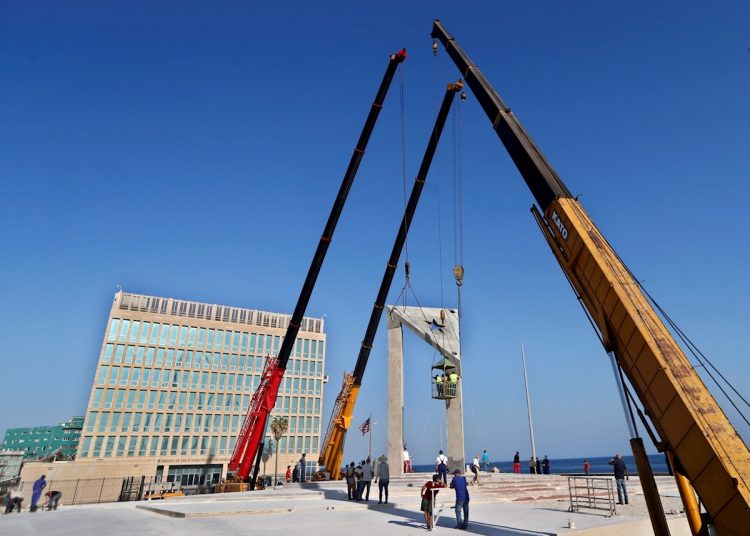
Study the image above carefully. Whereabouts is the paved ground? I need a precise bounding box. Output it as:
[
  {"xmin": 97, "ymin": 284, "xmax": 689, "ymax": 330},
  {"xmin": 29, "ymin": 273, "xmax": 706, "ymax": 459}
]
[{"xmin": 0, "ymin": 473, "xmax": 692, "ymax": 535}]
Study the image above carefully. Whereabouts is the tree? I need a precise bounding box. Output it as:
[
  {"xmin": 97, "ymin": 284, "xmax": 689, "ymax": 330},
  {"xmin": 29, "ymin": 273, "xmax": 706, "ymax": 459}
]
[{"xmin": 270, "ymin": 416, "xmax": 289, "ymax": 488}]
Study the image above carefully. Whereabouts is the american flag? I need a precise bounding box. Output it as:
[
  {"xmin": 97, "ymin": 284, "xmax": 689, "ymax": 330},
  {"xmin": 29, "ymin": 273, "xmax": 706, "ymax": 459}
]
[{"xmin": 359, "ymin": 418, "xmax": 371, "ymax": 436}]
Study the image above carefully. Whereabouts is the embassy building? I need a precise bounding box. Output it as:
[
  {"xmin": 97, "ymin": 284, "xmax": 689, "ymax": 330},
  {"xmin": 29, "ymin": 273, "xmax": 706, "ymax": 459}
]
[{"xmin": 22, "ymin": 291, "xmax": 326, "ymax": 486}]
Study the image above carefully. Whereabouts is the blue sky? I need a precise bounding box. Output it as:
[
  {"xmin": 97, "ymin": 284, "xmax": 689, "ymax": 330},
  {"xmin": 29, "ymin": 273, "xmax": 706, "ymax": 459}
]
[{"xmin": 1, "ymin": 1, "xmax": 749, "ymax": 466}]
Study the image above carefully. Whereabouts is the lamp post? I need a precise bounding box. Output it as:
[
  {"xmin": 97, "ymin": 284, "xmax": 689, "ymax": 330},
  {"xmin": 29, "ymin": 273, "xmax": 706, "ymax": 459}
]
[{"xmin": 270, "ymin": 416, "xmax": 289, "ymax": 489}]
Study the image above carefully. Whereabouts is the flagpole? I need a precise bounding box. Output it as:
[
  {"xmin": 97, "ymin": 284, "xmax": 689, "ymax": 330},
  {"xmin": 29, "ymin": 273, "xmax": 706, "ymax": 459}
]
[{"xmin": 368, "ymin": 412, "xmax": 372, "ymax": 461}]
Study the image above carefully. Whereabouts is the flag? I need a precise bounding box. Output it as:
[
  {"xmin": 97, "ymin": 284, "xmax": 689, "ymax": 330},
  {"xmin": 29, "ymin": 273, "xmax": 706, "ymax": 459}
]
[{"xmin": 359, "ymin": 418, "xmax": 371, "ymax": 436}]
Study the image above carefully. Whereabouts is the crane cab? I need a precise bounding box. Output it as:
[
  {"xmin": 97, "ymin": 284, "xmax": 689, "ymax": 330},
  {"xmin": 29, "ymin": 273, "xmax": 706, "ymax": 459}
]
[{"xmin": 431, "ymin": 357, "xmax": 458, "ymax": 400}]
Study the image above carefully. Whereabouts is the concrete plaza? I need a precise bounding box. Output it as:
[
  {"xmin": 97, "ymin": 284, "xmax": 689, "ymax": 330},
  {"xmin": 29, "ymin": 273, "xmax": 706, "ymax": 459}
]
[{"xmin": 1, "ymin": 473, "xmax": 691, "ymax": 535}]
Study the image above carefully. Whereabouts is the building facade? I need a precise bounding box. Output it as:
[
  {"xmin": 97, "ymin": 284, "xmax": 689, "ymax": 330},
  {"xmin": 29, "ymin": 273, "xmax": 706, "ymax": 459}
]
[
  {"xmin": 0, "ymin": 450, "xmax": 25, "ymax": 480},
  {"xmin": 0, "ymin": 417, "xmax": 83, "ymax": 460},
  {"xmin": 67, "ymin": 291, "xmax": 326, "ymax": 486}
]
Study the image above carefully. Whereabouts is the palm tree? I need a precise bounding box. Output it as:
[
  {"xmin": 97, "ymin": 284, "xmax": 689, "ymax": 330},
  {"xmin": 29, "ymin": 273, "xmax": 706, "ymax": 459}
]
[{"xmin": 270, "ymin": 416, "xmax": 289, "ymax": 489}]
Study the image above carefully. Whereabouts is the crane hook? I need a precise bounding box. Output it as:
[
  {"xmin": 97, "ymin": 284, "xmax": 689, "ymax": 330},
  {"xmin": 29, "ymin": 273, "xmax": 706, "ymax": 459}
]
[
  {"xmin": 432, "ymin": 39, "xmax": 438, "ymax": 56},
  {"xmin": 453, "ymin": 264, "xmax": 464, "ymax": 287}
]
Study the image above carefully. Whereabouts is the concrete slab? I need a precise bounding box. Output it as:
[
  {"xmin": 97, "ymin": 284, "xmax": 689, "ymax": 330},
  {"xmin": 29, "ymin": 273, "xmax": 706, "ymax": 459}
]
[{"xmin": 0, "ymin": 473, "xmax": 692, "ymax": 536}]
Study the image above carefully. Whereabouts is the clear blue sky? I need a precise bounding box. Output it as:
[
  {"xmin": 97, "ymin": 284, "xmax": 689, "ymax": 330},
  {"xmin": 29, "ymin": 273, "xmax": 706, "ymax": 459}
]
[{"xmin": 2, "ymin": 1, "xmax": 749, "ymax": 466}]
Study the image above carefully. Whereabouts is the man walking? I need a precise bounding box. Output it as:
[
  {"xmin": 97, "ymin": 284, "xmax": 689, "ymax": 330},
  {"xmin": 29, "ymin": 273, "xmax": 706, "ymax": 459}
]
[
  {"xmin": 403, "ymin": 445, "xmax": 411, "ymax": 474},
  {"xmin": 513, "ymin": 451, "xmax": 521, "ymax": 474},
  {"xmin": 376, "ymin": 455, "xmax": 390, "ymax": 504},
  {"xmin": 435, "ymin": 450, "xmax": 449, "ymax": 484},
  {"xmin": 298, "ymin": 453, "xmax": 307, "ymax": 483},
  {"xmin": 481, "ymin": 450, "xmax": 490, "ymax": 471},
  {"xmin": 542, "ymin": 455, "xmax": 550, "ymax": 475},
  {"xmin": 30, "ymin": 474, "xmax": 47, "ymax": 512},
  {"xmin": 346, "ymin": 462, "xmax": 356, "ymax": 500},
  {"xmin": 608, "ymin": 453, "xmax": 629, "ymax": 505},
  {"xmin": 450, "ymin": 469, "xmax": 470, "ymax": 530},
  {"xmin": 470, "ymin": 455, "xmax": 481, "ymax": 486},
  {"xmin": 362, "ymin": 457, "xmax": 373, "ymax": 501}
]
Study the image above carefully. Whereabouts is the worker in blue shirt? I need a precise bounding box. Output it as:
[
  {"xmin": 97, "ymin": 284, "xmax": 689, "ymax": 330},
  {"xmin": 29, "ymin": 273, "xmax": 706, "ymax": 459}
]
[
  {"xmin": 449, "ymin": 469, "xmax": 470, "ymax": 530},
  {"xmin": 481, "ymin": 450, "xmax": 490, "ymax": 471}
]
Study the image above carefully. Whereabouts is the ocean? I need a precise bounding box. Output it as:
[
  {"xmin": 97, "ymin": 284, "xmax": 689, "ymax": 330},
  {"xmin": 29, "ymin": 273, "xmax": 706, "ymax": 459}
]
[{"xmin": 413, "ymin": 454, "xmax": 670, "ymax": 475}]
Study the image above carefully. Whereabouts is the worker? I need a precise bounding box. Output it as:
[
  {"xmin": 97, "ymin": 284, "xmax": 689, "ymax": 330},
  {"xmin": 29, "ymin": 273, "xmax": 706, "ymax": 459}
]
[{"xmin": 435, "ymin": 374, "xmax": 444, "ymax": 397}]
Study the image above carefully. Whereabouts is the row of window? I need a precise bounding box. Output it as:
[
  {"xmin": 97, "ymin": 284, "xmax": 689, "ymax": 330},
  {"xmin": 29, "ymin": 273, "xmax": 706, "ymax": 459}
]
[
  {"xmin": 100, "ymin": 345, "xmax": 323, "ymax": 376},
  {"xmin": 79, "ymin": 433, "xmax": 319, "ymax": 458},
  {"xmin": 107, "ymin": 319, "xmax": 323, "ymax": 359},
  {"xmin": 89, "ymin": 389, "xmax": 321, "ymax": 415},
  {"xmin": 94, "ymin": 366, "xmax": 323, "ymax": 395},
  {"xmin": 84, "ymin": 411, "xmax": 318, "ymax": 436}
]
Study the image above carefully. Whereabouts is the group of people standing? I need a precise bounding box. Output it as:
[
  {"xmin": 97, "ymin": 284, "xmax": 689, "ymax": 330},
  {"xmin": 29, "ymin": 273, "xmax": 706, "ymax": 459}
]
[
  {"xmin": 511, "ymin": 451, "xmax": 551, "ymax": 474},
  {"xmin": 344, "ymin": 456, "xmax": 391, "ymax": 504},
  {"xmin": 421, "ymin": 466, "xmax": 471, "ymax": 530},
  {"xmin": 2, "ymin": 475, "xmax": 62, "ymax": 514}
]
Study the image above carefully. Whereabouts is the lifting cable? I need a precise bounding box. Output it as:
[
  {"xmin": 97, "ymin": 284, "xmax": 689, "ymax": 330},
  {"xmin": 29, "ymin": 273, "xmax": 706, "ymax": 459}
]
[{"xmin": 399, "ymin": 64, "xmax": 410, "ymax": 273}]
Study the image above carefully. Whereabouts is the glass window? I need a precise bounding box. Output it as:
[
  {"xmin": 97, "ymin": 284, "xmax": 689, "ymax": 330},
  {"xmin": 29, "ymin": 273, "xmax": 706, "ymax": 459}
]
[
  {"xmin": 156, "ymin": 349, "xmax": 164, "ymax": 366},
  {"xmin": 138, "ymin": 390, "xmax": 146, "ymax": 408},
  {"xmin": 185, "ymin": 351, "xmax": 193, "ymax": 368},
  {"xmin": 210, "ymin": 372, "xmax": 217, "ymax": 389},
  {"xmin": 211, "ymin": 353, "xmax": 220, "ymax": 370},
  {"xmin": 96, "ymin": 365, "xmax": 109, "ymax": 385},
  {"xmin": 114, "ymin": 345, "xmax": 124, "ymax": 364},
  {"xmin": 125, "ymin": 346, "xmax": 135, "ymax": 364},
  {"xmin": 130, "ymin": 368, "xmax": 140, "ymax": 387},
  {"xmin": 249, "ymin": 334, "xmax": 256, "ymax": 352},
  {"xmin": 143, "ymin": 413, "xmax": 152, "ymax": 431},
  {"xmin": 109, "ymin": 366, "xmax": 119, "ymax": 386},
  {"xmin": 119, "ymin": 319, "xmax": 130, "ymax": 342},
  {"xmin": 216, "ymin": 330, "xmax": 225, "ymax": 350},
  {"xmin": 150, "ymin": 436, "xmax": 159, "ymax": 456},
  {"xmin": 127, "ymin": 436, "xmax": 137, "ymax": 456},
  {"xmin": 207, "ymin": 329, "xmax": 214, "ymax": 348},
  {"xmin": 80, "ymin": 436, "xmax": 92, "ymax": 457},
  {"xmin": 148, "ymin": 391, "xmax": 157, "ymax": 408},
  {"xmin": 129, "ymin": 321, "xmax": 140, "ymax": 343},
  {"xmin": 198, "ymin": 328, "xmax": 206, "ymax": 348},
  {"xmin": 230, "ymin": 355, "xmax": 237, "ymax": 371},
  {"xmin": 127, "ymin": 389, "xmax": 136, "ymax": 407},
  {"xmin": 138, "ymin": 436, "xmax": 148, "ymax": 456},
  {"xmin": 150, "ymin": 323, "xmax": 160, "ymax": 343},
  {"xmin": 159, "ymin": 324, "xmax": 168, "ymax": 345},
  {"xmin": 231, "ymin": 331, "xmax": 239, "ymax": 351},
  {"xmin": 133, "ymin": 412, "xmax": 142, "ymax": 432},
  {"xmin": 139, "ymin": 322, "xmax": 150, "ymax": 343},
  {"xmin": 93, "ymin": 436, "xmax": 104, "ymax": 457},
  {"xmin": 257, "ymin": 335, "xmax": 265, "ymax": 355},
  {"xmin": 146, "ymin": 348, "xmax": 154, "ymax": 366},
  {"xmin": 237, "ymin": 356, "xmax": 245, "ymax": 372},
  {"xmin": 121, "ymin": 413, "xmax": 131, "ymax": 432},
  {"xmin": 120, "ymin": 368, "xmax": 130, "ymax": 386},
  {"xmin": 241, "ymin": 333, "xmax": 248, "ymax": 352},
  {"xmin": 104, "ymin": 389, "xmax": 114, "ymax": 408},
  {"xmin": 92, "ymin": 388, "xmax": 104, "ymax": 408},
  {"xmin": 86, "ymin": 412, "xmax": 98, "ymax": 432},
  {"xmin": 107, "ymin": 319, "xmax": 120, "ymax": 342},
  {"xmin": 141, "ymin": 369, "xmax": 150, "ymax": 387},
  {"xmin": 115, "ymin": 390, "xmax": 125, "ymax": 408},
  {"xmin": 303, "ymin": 339, "xmax": 309, "ymax": 358},
  {"xmin": 136, "ymin": 347, "xmax": 144, "ymax": 365},
  {"xmin": 103, "ymin": 344, "xmax": 114, "ymax": 363},
  {"xmin": 98, "ymin": 412, "xmax": 109, "ymax": 432},
  {"xmin": 168, "ymin": 325, "xmax": 178, "ymax": 345},
  {"xmin": 179, "ymin": 326, "xmax": 187, "ymax": 346},
  {"xmin": 166, "ymin": 349, "xmax": 174, "ymax": 367},
  {"xmin": 221, "ymin": 354, "xmax": 228, "ymax": 370}
]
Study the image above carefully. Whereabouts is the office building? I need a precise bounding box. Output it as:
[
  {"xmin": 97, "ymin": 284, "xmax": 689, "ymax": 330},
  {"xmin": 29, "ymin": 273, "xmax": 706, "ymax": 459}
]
[
  {"xmin": 1, "ymin": 417, "xmax": 83, "ymax": 460},
  {"xmin": 22, "ymin": 291, "xmax": 326, "ymax": 486}
]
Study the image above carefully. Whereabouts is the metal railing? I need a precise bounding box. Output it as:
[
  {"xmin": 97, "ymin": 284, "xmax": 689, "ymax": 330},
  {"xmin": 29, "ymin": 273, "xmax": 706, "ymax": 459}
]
[{"xmin": 567, "ymin": 476, "xmax": 616, "ymax": 516}]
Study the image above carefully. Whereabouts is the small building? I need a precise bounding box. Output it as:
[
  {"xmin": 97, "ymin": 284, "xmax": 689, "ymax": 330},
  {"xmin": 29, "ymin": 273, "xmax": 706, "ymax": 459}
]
[
  {"xmin": 1, "ymin": 417, "xmax": 84, "ymax": 460},
  {"xmin": 0, "ymin": 450, "xmax": 25, "ymax": 480}
]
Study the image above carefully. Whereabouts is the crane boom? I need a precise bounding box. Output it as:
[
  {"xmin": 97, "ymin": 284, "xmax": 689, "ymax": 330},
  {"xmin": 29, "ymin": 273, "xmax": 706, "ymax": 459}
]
[
  {"xmin": 319, "ymin": 80, "xmax": 463, "ymax": 479},
  {"xmin": 432, "ymin": 20, "xmax": 750, "ymax": 536},
  {"xmin": 229, "ymin": 48, "xmax": 406, "ymax": 481}
]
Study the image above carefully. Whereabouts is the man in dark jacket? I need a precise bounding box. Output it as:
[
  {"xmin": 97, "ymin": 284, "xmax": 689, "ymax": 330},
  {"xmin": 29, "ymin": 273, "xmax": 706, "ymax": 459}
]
[{"xmin": 608, "ymin": 453, "xmax": 629, "ymax": 504}]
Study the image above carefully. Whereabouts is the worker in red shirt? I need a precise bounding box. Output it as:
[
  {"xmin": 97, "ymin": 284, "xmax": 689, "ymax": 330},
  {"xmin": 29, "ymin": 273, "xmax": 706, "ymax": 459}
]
[{"xmin": 421, "ymin": 474, "xmax": 447, "ymax": 530}]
